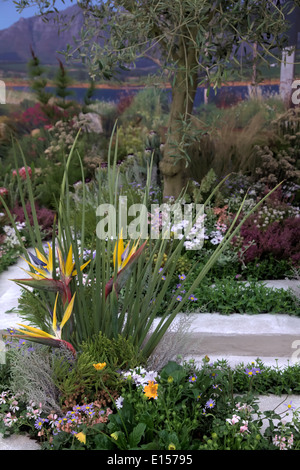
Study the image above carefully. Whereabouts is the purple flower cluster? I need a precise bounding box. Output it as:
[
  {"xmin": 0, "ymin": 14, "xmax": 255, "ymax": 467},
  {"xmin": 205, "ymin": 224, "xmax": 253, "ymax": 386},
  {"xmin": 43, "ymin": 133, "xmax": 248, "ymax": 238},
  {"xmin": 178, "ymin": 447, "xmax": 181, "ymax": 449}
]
[
  {"xmin": 33, "ymin": 402, "xmax": 113, "ymax": 437},
  {"xmin": 244, "ymin": 367, "xmax": 261, "ymax": 377}
]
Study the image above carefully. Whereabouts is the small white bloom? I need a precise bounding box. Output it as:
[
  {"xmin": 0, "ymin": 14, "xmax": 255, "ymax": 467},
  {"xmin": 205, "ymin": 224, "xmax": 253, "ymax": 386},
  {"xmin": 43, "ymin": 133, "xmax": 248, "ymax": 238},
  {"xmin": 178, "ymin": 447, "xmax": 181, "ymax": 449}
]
[{"xmin": 115, "ymin": 396, "xmax": 124, "ymax": 409}]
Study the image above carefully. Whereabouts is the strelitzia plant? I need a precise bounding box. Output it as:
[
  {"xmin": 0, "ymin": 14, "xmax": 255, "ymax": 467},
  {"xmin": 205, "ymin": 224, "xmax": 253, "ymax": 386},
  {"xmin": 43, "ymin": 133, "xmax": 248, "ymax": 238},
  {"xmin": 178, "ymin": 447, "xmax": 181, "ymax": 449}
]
[
  {"xmin": 114, "ymin": 230, "xmax": 140, "ymax": 273},
  {"xmin": 10, "ymin": 292, "xmax": 77, "ymax": 356},
  {"xmin": 12, "ymin": 242, "xmax": 90, "ymax": 305},
  {"xmin": 105, "ymin": 231, "xmax": 148, "ymax": 299}
]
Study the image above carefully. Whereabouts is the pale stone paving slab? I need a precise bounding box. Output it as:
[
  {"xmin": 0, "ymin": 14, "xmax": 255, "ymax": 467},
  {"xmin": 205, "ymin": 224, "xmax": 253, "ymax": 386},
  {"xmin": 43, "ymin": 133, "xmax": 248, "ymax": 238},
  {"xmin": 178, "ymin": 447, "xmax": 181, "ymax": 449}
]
[
  {"xmin": 0, "ymin": 256, "xmax": 30, "ymax": 331},
  {"xmin": 0, "ymin": 434, "xmax": 41, "ymax": 450}
]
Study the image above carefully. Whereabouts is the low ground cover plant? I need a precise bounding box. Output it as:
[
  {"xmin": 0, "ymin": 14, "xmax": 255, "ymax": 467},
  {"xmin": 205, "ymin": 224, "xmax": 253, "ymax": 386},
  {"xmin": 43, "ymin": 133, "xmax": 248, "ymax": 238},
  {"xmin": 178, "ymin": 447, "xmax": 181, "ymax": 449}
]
[{"xmin": 160, "ymin": 276, "xmax": 299, "ymax": 316}]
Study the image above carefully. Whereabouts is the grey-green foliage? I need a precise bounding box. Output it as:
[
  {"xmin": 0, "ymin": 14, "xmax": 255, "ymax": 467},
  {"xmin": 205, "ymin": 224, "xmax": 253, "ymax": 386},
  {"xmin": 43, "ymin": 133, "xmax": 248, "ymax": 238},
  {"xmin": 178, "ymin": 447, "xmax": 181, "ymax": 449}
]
[{"xmin": 8, "ymin": 344, "xmax": 72, "ymax": 414}]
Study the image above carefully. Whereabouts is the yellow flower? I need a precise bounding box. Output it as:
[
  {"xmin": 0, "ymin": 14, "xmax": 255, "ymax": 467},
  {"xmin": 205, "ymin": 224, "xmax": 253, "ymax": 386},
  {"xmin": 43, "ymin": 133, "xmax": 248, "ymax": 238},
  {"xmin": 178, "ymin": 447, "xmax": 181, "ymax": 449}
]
[
  {"xmin": 93, "ymin": 362, "xmax": 106, "ymax": 371},
  {"xmin": 75, "ymin": 432, "xmax": 86, "ymax": 444},
  {"xmin": 21, "ymin": 243, "xmax": 90, "ymax": 283},
  {"xmin": 144, "ymin": 381, "xmax": 158, "ymax": 400},
  {"xmin": 15, "ymin": 243, "xmax": 90, "ymax": 306},
  {"xmin": 111, "ymin": 432, "xmax": 118, "ymax": 441},
  {"xmin": 167, "ymin": 376, "xmax": 174, "ymax": 383},
  {"xmin": 20, "ymin": 242, "xmax": 54, "ymax": 280},
  {"xmin": 168, "ymin": 443, "xmax": 176, "ymax": 450},
  {"xmin": 113, "ymin": 230, "xmax": 140, "ymax": 273},
  {"xmin": 12, "ymin": 293, "xmax": 77, "ymax": 355}
]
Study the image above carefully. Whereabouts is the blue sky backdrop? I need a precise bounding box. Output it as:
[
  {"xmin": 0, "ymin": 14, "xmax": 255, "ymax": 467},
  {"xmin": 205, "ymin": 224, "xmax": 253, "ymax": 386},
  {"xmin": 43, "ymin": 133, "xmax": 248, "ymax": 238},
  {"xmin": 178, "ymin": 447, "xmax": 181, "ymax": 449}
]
[{"xmin": 0, "ymin": 0, "xmax": 74, "ymax": 30}]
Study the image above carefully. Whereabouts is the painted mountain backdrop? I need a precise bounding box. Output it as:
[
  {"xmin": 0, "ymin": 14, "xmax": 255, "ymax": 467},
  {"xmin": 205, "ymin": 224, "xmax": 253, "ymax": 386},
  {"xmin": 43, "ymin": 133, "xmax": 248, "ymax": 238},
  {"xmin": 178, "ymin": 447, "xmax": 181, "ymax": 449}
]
[
  {"xmin": 0, "ymin": 4, "xmax": 157, "ymax": 80},
  {"xmin": 0, "ymin": 5, "xmax": 86, "ymax": 64}
]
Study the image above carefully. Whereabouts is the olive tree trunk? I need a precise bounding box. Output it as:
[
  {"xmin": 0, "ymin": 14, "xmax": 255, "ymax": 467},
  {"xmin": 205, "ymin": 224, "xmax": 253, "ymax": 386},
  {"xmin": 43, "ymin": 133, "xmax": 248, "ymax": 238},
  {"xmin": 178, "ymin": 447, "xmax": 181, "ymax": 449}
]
[{"xmin": 160, "ymin": 54, "xmax": 199, "ymax": 200}]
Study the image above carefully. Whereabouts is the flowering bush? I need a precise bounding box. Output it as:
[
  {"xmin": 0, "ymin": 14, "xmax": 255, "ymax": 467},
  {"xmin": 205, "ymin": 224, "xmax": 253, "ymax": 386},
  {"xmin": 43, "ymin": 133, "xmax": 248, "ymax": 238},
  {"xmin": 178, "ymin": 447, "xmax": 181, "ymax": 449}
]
[
  {"xmin": 12, "ymin": 202, "xmax": 55, "ymax": 238},
  {"xmin": 15, "ymin": 103, "xmax": 50, "ymax": 129},
  {"xmin": 235, "ymin": 216, "xmax": 300, "ymax": 266},
  {"xmin": 13, "ymin": 103, "xmax": 75, "ymax": 131}
]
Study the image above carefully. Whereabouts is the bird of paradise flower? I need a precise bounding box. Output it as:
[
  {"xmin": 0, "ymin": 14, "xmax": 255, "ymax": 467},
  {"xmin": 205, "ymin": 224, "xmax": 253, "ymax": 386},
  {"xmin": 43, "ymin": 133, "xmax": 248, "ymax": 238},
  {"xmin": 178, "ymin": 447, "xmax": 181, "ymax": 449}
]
[
  {"xmin": 12, "ymin": 242, "xmax": 91, "ymax": 305},
  {"xmin": 105, "ymin": 231, "xmax": 147, "ymax": 299},
  {"xmin": 10, "ymin": 292, "xmax": 77, "ymax": 356}
]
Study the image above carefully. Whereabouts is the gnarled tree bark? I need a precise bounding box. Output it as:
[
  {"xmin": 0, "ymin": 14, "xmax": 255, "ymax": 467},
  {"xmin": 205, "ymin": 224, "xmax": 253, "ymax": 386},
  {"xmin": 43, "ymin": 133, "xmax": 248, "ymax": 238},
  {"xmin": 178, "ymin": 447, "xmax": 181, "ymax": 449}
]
[{"xmin": 160, "ymin": 44, "xmax": 199, "ymax": 200}]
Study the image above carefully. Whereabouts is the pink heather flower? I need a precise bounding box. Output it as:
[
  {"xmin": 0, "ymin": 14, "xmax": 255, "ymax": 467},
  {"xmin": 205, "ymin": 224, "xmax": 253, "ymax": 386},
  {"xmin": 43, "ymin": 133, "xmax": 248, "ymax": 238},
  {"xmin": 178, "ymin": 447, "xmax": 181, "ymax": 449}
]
[
  {"xmin": 0, "ymin": 187, "xmax": 8, "ymax": 196},
  {"xmin": 12, "ymin": 167, "xmax": 32, "ymax": 180},
  {"xmin": 26, "ymin": 400, "xmax": 42, "ymax": 418},
  {"xmin": 47, "ymin": 413, "xmax": 58, "ymax": 428}
]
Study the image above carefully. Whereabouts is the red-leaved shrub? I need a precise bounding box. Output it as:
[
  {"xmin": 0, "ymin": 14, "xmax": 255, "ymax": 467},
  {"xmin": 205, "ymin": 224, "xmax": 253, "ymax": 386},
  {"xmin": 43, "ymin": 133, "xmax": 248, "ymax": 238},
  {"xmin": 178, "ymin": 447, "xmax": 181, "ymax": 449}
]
[
  {"xmin": 12, "ymin": 202, "xmax": 55, "ymax": 237},
  {"xmin": 234, "ymin": 216, "xmax": 300, "ymax": 266}
]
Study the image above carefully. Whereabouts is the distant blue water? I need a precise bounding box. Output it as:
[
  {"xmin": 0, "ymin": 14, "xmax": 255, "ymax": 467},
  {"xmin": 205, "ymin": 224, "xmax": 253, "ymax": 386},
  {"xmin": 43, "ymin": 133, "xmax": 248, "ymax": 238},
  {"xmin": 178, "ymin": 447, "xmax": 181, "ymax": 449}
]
[{"xmin": 9, "ymin": 84, "xmax": 280, "ymax": 108}]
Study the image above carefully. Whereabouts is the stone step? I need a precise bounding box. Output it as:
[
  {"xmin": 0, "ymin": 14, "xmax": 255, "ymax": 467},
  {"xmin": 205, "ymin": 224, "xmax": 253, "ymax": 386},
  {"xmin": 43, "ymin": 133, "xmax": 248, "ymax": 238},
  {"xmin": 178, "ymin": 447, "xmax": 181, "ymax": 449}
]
[
  {"xmin": 0, "ymin": 433, "xmax": 41, "ymax": 450},
  {"xmin": 151, "ymin": 312, "xmax": 300, "ymax": 368}
]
